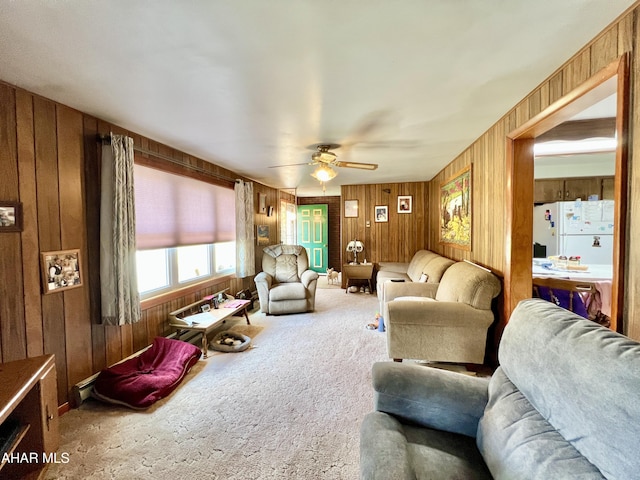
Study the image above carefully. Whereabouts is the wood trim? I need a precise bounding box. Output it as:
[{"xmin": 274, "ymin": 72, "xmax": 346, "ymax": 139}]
[
  {"xmin": 140, "ymin": 274, "xmax": 234, "ymax": 311},
  {"xmin": 505, "ymin": 54, "xmax": 629, "ymax": 331},
  {"xmin": 504, "ymin": 137, "xmax": 534, "ymax": 322},
  {"xmin": 610, "ymin": 52, "xmax": 630, "ymax": 332},
  {"xmin": 134, "ymin": 152, "xmax": 236, "ymax": 189},
  {"xmin": 57, "ymin": 403, "xmax": 70, "ymax": 417}
]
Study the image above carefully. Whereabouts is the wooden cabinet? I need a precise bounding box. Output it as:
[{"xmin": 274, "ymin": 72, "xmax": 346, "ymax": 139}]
[
  {"xmin": 342, "ymin": 263, "xmax": 374, "ymax": 292},
  {"xmin": 534, "ymin": 176, "xmax": 614, "ymax": 203},
  {"xmin": 534, "ymin": 179, "xmax": 565, "ymax": 203},
  {"xmin": 601, "ymin": 177, "xmax": 615, "ymax": 200},
  {"xmin": 563, "ymin": 177, "xmax": 602, "ymax": 201},
  {"xmin": 0, "ymin": 355, "xmax": 59, "ymax": 480}
]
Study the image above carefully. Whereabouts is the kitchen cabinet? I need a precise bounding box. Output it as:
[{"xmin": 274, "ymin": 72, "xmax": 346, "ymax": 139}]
[
  {"xmin": 534, "ymin": 176, "xmax": 614, "ymax": 203},
  {"xmin": 602, "ymin": 177, "xmax": 615, "ymax": 200}
]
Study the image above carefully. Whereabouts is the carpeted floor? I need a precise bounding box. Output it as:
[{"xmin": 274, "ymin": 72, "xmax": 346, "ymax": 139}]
[{"xmin": 46, "ymin": 287, "xmax": 387, "ymax": 479}]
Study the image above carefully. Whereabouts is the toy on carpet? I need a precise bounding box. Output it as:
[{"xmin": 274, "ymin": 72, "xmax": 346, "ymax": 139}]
[{"xmin": 366, "ymin": 313, "xmax": 385, "ymax": 332}]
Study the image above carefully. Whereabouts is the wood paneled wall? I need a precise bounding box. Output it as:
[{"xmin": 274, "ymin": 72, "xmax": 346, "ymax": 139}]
[
  {"xmin": 426, "ymin": 8, "xmax": 640, "ymax": 338},
  {"xmin": 0, "ymin": 84, "xmax": 278, "ymax": 405},
  {"xmin": 341, "ymin": 182, "xmax": 429, "ymax": 264},
  {"xmin": 297, "ymin": 196, "xmax": 342, "ymax": 270},
  {"xmin": 3, "ymin": 5, "xmax": 640, "ymax": 407}
]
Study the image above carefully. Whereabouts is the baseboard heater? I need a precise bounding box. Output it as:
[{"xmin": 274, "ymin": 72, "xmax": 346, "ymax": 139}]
[{"xmin": 72, "ymin": 330, "xmax": 200, "ymax": 407}]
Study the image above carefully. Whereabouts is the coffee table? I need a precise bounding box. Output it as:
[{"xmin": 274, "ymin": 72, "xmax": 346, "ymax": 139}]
[{"xmin": 169, "ymin": 298, "xmax": 251, "ymax": 358}]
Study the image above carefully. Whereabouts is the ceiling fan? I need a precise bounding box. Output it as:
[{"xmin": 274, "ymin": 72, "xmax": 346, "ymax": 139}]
[
  {"xmin": 269, "ymin": 144, "xmax": 378, "ymax": 176},
  {"xmin": 269, "ymin": 144, "xmax": 378, "ymax": 191}
]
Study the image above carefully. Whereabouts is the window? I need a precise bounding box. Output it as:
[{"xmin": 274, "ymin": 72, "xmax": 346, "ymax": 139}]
[
  {"xmin": 136, "ymin": 243, "xmax": 235, "ymax": 297},
  {"xmin": 134, "ymin": 164, "xmax": 236, "ymax": 297},
  {"xmin": 136, "ymin": 248, "xmax": 170, "ymax": 293},
  {"xmin": 280, "ymin": 199, "xmax": 296, "ymax": 245}
]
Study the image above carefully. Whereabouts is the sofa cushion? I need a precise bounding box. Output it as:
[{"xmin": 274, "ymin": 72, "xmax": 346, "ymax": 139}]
[
  {"xmin": 495, "ymin": 299, "xmax": 640, "ymax": 480},
  {"xmin": 421, "ymin": 256, "xmax": 455, "ymax": 283},
  {"xmin": 477, "ymin": 367, "xmax": 604, "ymax": 479},
  {"xmin": 435, "ymin": 262, "xmax": 500, "ymax": 309},
  {"xmin": 361, "ymin": 411, "xmax": 492, "ymax": 480},
  {"xmin": 406, "ymin": 250, "xmax": 439, "ymax": 282},
  {"xmin": 269, "ymin": 282, "xmax": 306, "ymax": 301}
]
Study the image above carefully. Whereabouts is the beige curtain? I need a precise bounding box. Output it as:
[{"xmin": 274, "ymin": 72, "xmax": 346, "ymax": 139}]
[
  {"xmin": 235, "ymin": 180, "xmax": 255, "ymax": 278},
  {"xmin": 100, "ymin": 135, "xmax": 141, "ymax": 325}
]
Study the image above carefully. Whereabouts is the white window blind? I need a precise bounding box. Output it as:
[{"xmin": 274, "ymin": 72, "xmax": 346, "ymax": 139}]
[{"xmin": 134, "ymin": 164, "xmax": 236, "ymax": 249}]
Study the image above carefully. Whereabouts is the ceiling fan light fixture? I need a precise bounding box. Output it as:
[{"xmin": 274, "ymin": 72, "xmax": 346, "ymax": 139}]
[
  {"xmin": 311, "ymin": 164, "xmax": 337, "ymax": 182},
  {"xmin": 312, "ymin": 150, "xmax": 337, "ymax": 163}
]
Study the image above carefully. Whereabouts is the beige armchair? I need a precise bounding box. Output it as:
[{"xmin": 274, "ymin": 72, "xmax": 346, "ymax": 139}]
[
  {"xmin": 384, "ymin": 261, "xmax": 501, "ymax": 364},
  {"xmin": 255, "ymin": 245, "xmax": 319, "ymax": 315}
]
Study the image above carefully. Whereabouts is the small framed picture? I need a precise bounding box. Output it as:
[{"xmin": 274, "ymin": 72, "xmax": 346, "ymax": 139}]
[
  {"xmin": 344, "ymin": 200, "xmax": 358, "ymax": 218},
  {"xmin": 398, "ymin": 195, "xmax": 412, "ymax": 214},
  {"xmin": 374, "ymin": 205, "xmax": 388, "ymax": 222},
  {"xmin": 40, "ymin": 249, "xmax": 83, "ymax": 294},
  {"xmin": 0, "ymin": 201, "xmax": 22, "ymax": 232},
  {"xmin": 257, "ymin": 224, "xmax": 270, "ymax": 245}
]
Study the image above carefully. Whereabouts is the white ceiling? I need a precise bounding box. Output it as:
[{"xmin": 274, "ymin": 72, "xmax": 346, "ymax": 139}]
[{"xmin": 0, "ymin": 1, "xmax": 634, "ymax": 196}]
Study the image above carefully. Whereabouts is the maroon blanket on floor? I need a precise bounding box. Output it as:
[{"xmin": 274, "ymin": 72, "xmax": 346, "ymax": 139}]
[{"xmin": 92, "ymin": 337, "xmax": 201, "ymax": 409}]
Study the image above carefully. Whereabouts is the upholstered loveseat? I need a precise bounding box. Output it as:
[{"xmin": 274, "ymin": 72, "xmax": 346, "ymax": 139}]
[
  {"xmin": 376, "ymin": 250, "xmax": 454, "ymax": 313},
  {"xmin": 360, "ymin": 299, "xmax": 640, "ymax": 479},
  {"xmin": 255, "ymin": 245, "xmax": 318, "ymax": 315},
  {"xmin": 384, "ymin": 260, "xmax": 501, "ymax": 364}
]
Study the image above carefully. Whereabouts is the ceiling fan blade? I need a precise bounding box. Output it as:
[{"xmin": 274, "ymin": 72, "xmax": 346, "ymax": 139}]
[
  {"xmin": 268, "ymin": 162, "xmax": 314, "ymax": 168},
  {"xmin": 354, "ymin": 140, "xmax": 421, "ymax": 149},
  {"xmin": 334, "ymin": 161, "xmax": 378, "ymax": 170}
]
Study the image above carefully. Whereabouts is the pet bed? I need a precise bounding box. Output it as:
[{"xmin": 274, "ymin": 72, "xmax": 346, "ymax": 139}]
[
  {"xmin": 92, "ymin": 336, "xmax": 201, "ymax": 409},
  {"xmin": 210, "ymin": 331, "xmax": 251, "ymax": 352}
]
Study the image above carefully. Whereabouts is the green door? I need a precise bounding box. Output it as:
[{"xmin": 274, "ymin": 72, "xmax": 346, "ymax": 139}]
[{"xmin": 297, "ymin": 204, "xmax": 328, "ymax": 273}]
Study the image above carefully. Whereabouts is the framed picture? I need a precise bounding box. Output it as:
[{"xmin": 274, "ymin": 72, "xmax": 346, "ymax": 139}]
[
  {"xmin": 439, "ymin": 164, "xmax": 472, "ymax": 250},
  {"xmin": 344, "ymin": 199, "xmax": 359, "ymax": 218},
  {"xmin": 397, "ymin": 196, "xmax": 412, "ymax": 213},
  {"xmin": 257, "ymin": 224, "xmax": 270, "ymax": 245},
  {"xmin": 374, "ymin": 205, "xmax": 388, "ymax": 222},
  {"xmin": 0, "ymin": 201, "xmax": 22, "ymax": 232},
  {"xmin": 41, "ymin": 249, "xmax": 83, "ymax": 294}
]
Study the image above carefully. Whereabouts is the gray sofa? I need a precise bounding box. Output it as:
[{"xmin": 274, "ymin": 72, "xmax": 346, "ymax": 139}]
[
  {"xmin": 360, "ymin": 299, "xmax": 640, "ymax": 479},
  {"xmin": 376, "ymin": 250, "xmax": 454, "ymax": 313}
]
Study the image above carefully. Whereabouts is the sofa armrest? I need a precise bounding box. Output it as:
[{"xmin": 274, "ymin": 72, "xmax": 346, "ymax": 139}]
[
  {"xmin": 387, "ymin": 299, "xmax": 495, "ymax": 328},
  {"xmin": 301, "ymin": 269, "xmax": 319, "ymax": 288},
  {"xmin": 372, "ymin": 362, "xmax": 489, "ymax": 438}
]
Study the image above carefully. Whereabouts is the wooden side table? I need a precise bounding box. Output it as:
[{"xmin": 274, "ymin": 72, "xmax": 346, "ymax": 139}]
[{"xmin": 343, "ymin": 263, "xmax": 374, "ymax": 293}]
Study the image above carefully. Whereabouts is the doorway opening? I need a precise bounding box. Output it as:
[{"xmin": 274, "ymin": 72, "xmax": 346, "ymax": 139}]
[{"xmin": 505, "ymin": 54, "xmax": 629, "ymax": 332}]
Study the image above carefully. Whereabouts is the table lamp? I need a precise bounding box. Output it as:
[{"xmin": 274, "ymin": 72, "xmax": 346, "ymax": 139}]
[{"xmin": 346, "ymin": 239, "xmax": 364, "ymax": 264}]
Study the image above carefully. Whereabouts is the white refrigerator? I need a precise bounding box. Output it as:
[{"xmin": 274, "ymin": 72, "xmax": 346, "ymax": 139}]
[{"xmin": 532, "ymin": 200, "xmax": 614, "ymax": 265}]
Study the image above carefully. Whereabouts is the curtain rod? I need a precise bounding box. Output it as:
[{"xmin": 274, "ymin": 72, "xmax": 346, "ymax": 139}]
[{"xmin": 98, "ymin": 134, "xmax": 239, "ymax": 184}]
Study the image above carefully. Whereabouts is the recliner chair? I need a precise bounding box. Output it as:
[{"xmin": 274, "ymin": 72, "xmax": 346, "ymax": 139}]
[{"xmin": 255, "ymin": 245, "xmax": 319, "ymax": 315}]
